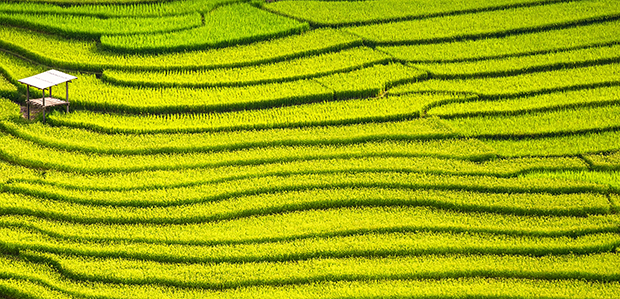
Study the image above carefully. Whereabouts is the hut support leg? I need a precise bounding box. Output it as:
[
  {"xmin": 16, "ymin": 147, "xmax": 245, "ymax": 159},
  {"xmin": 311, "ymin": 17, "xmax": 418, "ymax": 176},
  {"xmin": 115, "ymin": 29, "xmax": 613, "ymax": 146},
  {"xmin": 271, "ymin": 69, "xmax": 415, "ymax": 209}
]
[
  {"xmin": 42, "ymin": 88, "xmax": 46, "ymax": 123},
  {"xmin": 66, "ymin": 82, "xmax": 69, "ymax": 113},
  {"xmin": 26, "ymin": 86, "xmax": 30, "ymax": 120}
]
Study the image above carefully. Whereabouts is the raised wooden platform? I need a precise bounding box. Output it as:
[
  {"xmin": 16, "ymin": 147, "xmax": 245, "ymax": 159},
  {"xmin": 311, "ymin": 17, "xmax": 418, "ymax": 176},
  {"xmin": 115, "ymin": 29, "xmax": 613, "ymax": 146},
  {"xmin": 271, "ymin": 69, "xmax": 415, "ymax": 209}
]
[
  {"xmin": 27, "ymin": 97, "xmax": 69, "ymax": 108},
  {"xmin": 27, "ymin": 97, "xmax": 69, "ymax": 122}
]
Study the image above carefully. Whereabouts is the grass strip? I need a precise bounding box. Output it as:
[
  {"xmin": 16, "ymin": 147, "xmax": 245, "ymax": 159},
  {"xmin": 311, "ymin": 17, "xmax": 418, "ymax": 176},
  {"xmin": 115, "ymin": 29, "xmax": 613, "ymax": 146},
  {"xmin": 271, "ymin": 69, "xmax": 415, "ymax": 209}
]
[
  {"xmin": 314, "ymin": 63, "xmax": 427, "ymax": 99},
  {"xmin": 0, "ymin": 74, "xmax": 17, "ymax": 100},
  {"xmin": 0, "ymin": 12, "xmax": 202, "ymax": 40},
  {"xmin": 68, "ymin": 74, "xmax": 332, "ymax": 114},
  {"xmin": 48, "ymin": 93, "xmax": 472, "ymax": 134},
  {"xmin": 521, "ymin": 170, "xmax": 620, "ymax": 192},
  {"xmin": 413, "ymin": 44, "xmax": 620, "ymax": 78},
  {"xmin": 0, "ymin": 277, "xmax": 70, "ymax": 299},
  {"xmin": 346, "ymin": 1, "xmax": 620, "ymax": 45},
  {"xmin": 24, "ymin": 252, "xmax": 620, "ymax": 290},
  {"xmin": 584, "ymin": 151, "xmax": 620, "ymax": 171},
  {"xmin": 2, "ymin": 257, "xmax": 620, "ymax": 299},
  {"xmin": 7, "ymin": 0, "xmax": 170, "ymax": 4},
  {"xmin": 485, "ymin": 130, "xmax": 620, "ymax": 157},
  {"xmin": 440, "ymin": 105, "xmax": 620, "ymax": 138},
  {"xmin": 379, "ymin": 19, "xmax": 620, "ymax": 62},
  {"xmin": 0, "ymin": 221, "xmax": 619, "ymax": 263},
  {"xmin": 428, "ymin": 86, "xmax": 620, "ymax": 118},
  {"xmin": 390, "ymin": 63, "xmax": 620, "ymax": 97},
  {"xmin": 64, "ymin": 64, "xmax": 424, "ymax": 114},
  {"xmin": 2, "ymin": 204, "xmax": 619, "ymax": 246},
  {"xmin": 0, "ymin": 186, "xmax": 610, "ymax": 225},
  {"xmin": 2, "ymin": 117, "xmax": 455, "ymax": 155},
  {"xmin": 0, "ymin": 133, "xmax": 496, "ymax": 173},
  {"xmin": 101, "ymin": 47, "xmax": 391, "ymax": 88},
  {"xmin": 5, "ymin": 156, "xmax": 587, "ymax": 191},
  {"xmin": 0, "ymin": 97, "xmax": 20, "ymax": 120},
  {"xmin": 263, "ymin": 0, "xmax": 561, "ymax": 26},
  {"xmin": 0, "ymin": 26, "xmax": 361, "ymax": 71},
  {"xmin": 7, "ymin": 169, "xmax": 605, "ymax": 207},
  {"xmin": 0, "ymin": 0, "xmax": 237, "ymax": 17},
  {"xmin": 100, "ymin": 4, "xmax": 309, "ymax": 54}
]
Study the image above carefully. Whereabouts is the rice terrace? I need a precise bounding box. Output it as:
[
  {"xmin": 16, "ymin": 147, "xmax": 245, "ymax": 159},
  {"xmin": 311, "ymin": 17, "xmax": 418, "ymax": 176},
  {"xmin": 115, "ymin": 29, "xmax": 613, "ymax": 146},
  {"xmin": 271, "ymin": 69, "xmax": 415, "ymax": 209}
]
[{"xmin": 1, "ymin": 0, "xmax": 620, "ymax": 297}]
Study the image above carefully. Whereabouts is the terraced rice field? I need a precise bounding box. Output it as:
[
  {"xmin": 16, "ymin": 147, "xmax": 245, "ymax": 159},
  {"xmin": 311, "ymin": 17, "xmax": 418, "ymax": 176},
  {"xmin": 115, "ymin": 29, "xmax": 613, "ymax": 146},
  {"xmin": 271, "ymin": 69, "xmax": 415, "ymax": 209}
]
[{"xmin": 0, "ymin": 0, "xmax": 619, "ymax": 298}]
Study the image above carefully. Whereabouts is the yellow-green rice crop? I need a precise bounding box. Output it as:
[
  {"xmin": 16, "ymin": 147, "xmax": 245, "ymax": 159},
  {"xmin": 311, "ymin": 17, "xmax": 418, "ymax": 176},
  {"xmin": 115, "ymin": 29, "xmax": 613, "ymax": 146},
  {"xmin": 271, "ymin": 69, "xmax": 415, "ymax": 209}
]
[
  {"xmin": 101, "ymin": 47, "xmax": 392, "ymax": 88},
  {"xmin": 485, "ymin": 130, "xmax": 620, "ymax": 157},
  {"xmin": 380, "ymin": 19, "xmax": 620, "ymax": 62},
  {"xmin": 0, "ymin": 12, "xmax": 202, "ymax": 39},
  {"xmin": 0, "ymin": 26, "xmax": 361, "ymax": 71},
  {"xmin": 428, "ymin": 86, "xmax": 620, "ymax": 118},
  {"xmin": 100, "ymin": 4, "xmax": 310, "ymax": 54},
  {"xmin": 413, "ymin": 44, "xmax": 620, "ymax": 78},
  {"xmin": 391, "ymin": 63, "xmax": 620, "ymax": 97},
  {"xmin": 48, "ymin": 93, "xmax": 473, "ymax": 134},
  {"xmin": 0, "ymin": 133, "xmax": 497, "ymax": 173},
  {"xmin": 346, "ymin": 1, "xmax": 620, "ymax": 44},
  {"xmin": 0, "ymin": 186, "xmax": 610, "ymax": 224},
  {"xmin": 264, "ymin": 0, "xmax": 560, "ymax": 26}
]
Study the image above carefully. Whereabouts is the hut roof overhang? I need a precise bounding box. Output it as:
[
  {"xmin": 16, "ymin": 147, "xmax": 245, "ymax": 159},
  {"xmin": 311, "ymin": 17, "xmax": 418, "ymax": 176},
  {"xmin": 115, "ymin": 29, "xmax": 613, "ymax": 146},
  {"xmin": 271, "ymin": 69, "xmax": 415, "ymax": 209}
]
[{"xmin": 18, "ymin": 69, "xmax": 77, "ymax": 90}]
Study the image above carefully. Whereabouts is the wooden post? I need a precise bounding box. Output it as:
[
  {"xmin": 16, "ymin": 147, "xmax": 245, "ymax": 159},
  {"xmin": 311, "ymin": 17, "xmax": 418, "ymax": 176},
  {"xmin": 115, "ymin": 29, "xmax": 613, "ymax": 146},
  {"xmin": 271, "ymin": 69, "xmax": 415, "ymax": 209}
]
[
  {"xmin": 42, "ymin": 88, "xmax": 46, "ymax": 123},
  {"xmin": 26, "ymin": 85, "xmax": 30, "ymax": 120},
  {"xmin": 66, "ymin": 81, "xmax": 69, "ymax": 113}
]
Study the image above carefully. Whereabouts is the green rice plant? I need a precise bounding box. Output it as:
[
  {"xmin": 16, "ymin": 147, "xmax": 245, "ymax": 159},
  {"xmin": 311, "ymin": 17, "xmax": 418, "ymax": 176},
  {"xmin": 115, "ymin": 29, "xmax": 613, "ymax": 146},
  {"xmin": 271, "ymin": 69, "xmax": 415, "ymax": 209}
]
[
  {"xmin": 263, "ymin": 0, "xmax": 561, "ymax": 26},
  {"xmin": 100, "ymin": 4, "xmax": 310, "ymax": 54},
  {"xmin": 0, "ymin": 186, "xmax": 610, "ymax": 225},
  {"xmin": 0, "ymin": 50, "xmax": 46, "ymax": 85},
  {"xmin": 440, "ymin": 105, "xmax": 620, "ymax": 138},
  {"xmin": 0, "ymin": 215, "xmax": 618, "ymax": 260},
  {"xmin": 101, "ymin": 47, "xmax": 392, "ymax": 88},
  {"xmin": 390, "ymin": 63, "xmax": 620, "ymax": 97},
  {"xmin": 0, "ymin": 97, "xmax": 20, "ymax": 121},
  {"xmin": 48, "ymin": 93, "xmax": 473, "ymax": 134},
  {"xmin": 0, "ymin": 0, "xmax": 237, "ymax": 17},
  {"xmin": 44, "ymin": 65, "xmax": 424, "ymax": 114},
  {"xmin": 5, "ymin": 170, "xmax": 607, "ymax": 207},
  {"xmin": 521, "ymin": 170, "xmax": 620, "ymax": 194},
  {"xmin": 428, "ymin": 86, "xmax": 620, "ymax": 118},
  {"xmin": 18, "ymin": 54, "xmax": 414, "ymax": 115},
  {"xmin": 68, "ymin": 74, "xmax": 331, "ymax": 114},
  {"xmin": 314, "ymin": 63, "xmax": 427, "ymax": 99},
  {"xmin": 584, "ymin": 151, "xmax": 620, "ymax": 171},
  {"xmin": 413, "ymin": 44, "xmax": 620, "ymax": 78},
  {"xmin": 2, "ymin": 116, "xmax": 456, "ymax": 155},
  {"xmin": 484, "ymin": 130, "xmax": 620, "ymax": 157},
  {"xmin": 612, "ymin": 194, "xmax": 619, "ymax": 211},
  {"xmin": 0, "ymin": 162, "xmax": 37, "ymax": 188},
  {"xmin": 0, "ymin": 13, "xmax": 202, "ymax": 40},
  {"xmin": 0, "ymin": 278, "xmax": 70, "ymax": 299},
  {"xmin": 0, "ymin": 26, "xmax": 361, "ymax": 71},
  {"xmin": 379, "ymin": 19, "xmax": 620, "ymax": 62},
  {"xmin": 0, "ymin": 133, "xmax": 497, "ymax": 173},
  {"xmin": 26, "ymin": 251, "xmax": 620, "ymax": 290},
  {"xmin": 13, "ymin": 0, "xmax": 175, "ymax": 4},
  {"xmin": 345, "ymin": 1, "xmax": 620, "ymax": 45},
  {"xmin": 10, "ymin": 156, "xmax": 587, "ymax": 192},
  {"xmin": 3, "ymin": 253, "xmax": 620, "ymax": 299},
  {"xmin": 0, "ymin": 75, "xmax": 17, "ymax": 100},
  {"xmin": 14, "ymin": 0, "xmax": 162, "ymax": 3}
]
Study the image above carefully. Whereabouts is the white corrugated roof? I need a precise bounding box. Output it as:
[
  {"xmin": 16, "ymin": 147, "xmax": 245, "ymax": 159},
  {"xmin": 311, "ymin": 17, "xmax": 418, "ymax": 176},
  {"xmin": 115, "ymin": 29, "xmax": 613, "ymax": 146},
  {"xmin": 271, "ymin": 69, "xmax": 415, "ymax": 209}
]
[{"xmin": 18, "ymin": 70, "xmax": 77, "ymax": 89}]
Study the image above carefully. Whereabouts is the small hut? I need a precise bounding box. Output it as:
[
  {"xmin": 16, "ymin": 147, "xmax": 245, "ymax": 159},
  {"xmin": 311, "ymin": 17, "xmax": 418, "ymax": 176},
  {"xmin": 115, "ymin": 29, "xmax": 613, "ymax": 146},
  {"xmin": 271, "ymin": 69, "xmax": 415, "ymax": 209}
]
[{"xmin": 18, "ymin": 70, "xmax": 77, "ymax": 122}]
